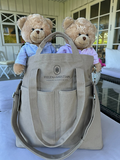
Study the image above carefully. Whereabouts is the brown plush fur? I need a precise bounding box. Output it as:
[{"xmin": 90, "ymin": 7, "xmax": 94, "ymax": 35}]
[
  {"xmin": 13, "ymin": 14, "xmax": 53, "ymax": 75},
  {"xmin": 63, "ymin": 17, "xmax": 101, "ymax": 72}
]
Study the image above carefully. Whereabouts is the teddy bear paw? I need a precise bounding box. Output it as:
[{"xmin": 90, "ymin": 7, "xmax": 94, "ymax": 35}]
[
  {"xmin": 13, "ymin": 64, "xmax": 25, "ymax": 75},
  {"xmin": 95, "ymin": 63, "xmax": 102, "ymax": 72}
]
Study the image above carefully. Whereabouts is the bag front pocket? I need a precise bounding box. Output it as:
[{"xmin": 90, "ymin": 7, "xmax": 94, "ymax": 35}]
[
  {"xmin": 37, "ymin": 91, "xmax": 56, "ymax": 144},
  {"xmin": 20, "ymin": 87, "xmax": 56, "ymax": 145},
  {"xmin": 59, "ymin": 90, "xmax": 77, "ymax": 136}
]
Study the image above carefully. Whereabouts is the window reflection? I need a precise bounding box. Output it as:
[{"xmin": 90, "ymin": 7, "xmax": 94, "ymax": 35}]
[
  {"xmin": 93, "ymin": 33, "xmax": 98, "ymax": 45},
  {"xmin": 117, "ymin": 0, "xmax": 120, "ymax": 10},
  {"xmin": 93, "ymin": 45, "xmax": 96, "ymax": 51},
  {"xmin": 113, "ymin": 45, "xmax": 119, "ymax": 50},
  {"xmin": 80, "ymin": 9, "xmax": 86, "ymax": 18},
  {"xmin": 99, "ymin": 15, "xmax": 109, "ymax": 30},
  {"xmin": 90, "ymin": 3, "xmax": 99, "ymax": 18},
  {"xmin": 47, "ymin": 17, "xmax": 56, "ymax": 26},
  {"xmin": 91, "ymin": 18, "xmax": 98, "ymax": 29},
  {"xmin": 113, "ymin": 29, "xmax": 120, "ymax": 43},
  {"xmin": 115, "ymin": 12, "xmax": 120, "ymax": 27},
  {"xmin": 17, "ymin": 14, "xmax": 27, "ymax": 21},
  {"xmin": 97, "ymin": 45, "xmax": 106, "ymax": 62},
  {"xmin": 3, "ymin": 25, "xmax": 16, "ymax": 43},
  {"xmin": 98, "ymin": 31, "xmax": 108, "ymax": 44},
  {"xmin": 100, "ymin": 0, "xmax": 110, "ymax": 15},
  {"xmin": 18, "ymin": 29, "xmax": 25, "ymax": 43},
  {"xmin": 51, "ymin": 28, "xmax": 56, "ymax": 43},
  {"xmin": 2, "ymin": 13, "xmax": 14, "ymax": 23},
  {"xmin": 73, "ymin": 12, "xmax": 78, "ymax": 20}
]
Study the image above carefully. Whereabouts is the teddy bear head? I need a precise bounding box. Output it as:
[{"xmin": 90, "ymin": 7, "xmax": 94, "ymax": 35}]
[
  {"xmin": 63, "ymin": 17, "xmax": 96, "ymax": 50},
  {"xmin": 17, "ymin": 14, "xmax": 53, "ymax": 45}
]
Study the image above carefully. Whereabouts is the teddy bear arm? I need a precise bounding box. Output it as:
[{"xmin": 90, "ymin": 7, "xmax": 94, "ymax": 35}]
[
  {"xmin": 57, "ymin": 45, "xmax": 71, "ymax": 54},
  {"xmin": 50, "ymin": 44, "xmax": 56, "ymax": 53},
  {"xmin": 95, "ymin": 62, "xmax": 101, "ymax": 72},
  {"xmin": 15, "ymin": 45, "xmax": 28, "ymax": 65},
  {"xmin": 13, "ymin": 64, "xmax": 25, "ymax": 75}
]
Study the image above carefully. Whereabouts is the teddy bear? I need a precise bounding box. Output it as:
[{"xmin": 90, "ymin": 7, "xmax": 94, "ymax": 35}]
[
  {"xmin": 14, "ymin": 14, "xmax": 56, "ymax": 75},
  {"xmin": 57, "ymin": 17, "xmax": 101, "ymax": 72}
]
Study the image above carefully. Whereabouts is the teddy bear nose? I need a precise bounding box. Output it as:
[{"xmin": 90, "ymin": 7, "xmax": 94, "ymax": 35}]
[
  {"xmin": 36, "ymin": 30, "xmax": 40, "ymax": 34},
  {"xmin": 83, "ymin": 37, "xmax": 86, "ymax": 41}
]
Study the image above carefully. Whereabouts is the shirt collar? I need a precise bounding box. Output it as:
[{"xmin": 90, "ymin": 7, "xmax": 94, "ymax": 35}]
[
  {"xmin": 66, "ymin": 43, "xmax": 89, "ymax": 52},
  {"xmin": 25, "ymin": 42, "xmax": 51, "ymax": 47}
]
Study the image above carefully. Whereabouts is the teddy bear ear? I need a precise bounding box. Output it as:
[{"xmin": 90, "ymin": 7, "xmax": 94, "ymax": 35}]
[
  {"xmin": 63, "ymin": 17, "xmax": 74, "ymax": 30},
  {"xmin": 93, "ymin": 25, "xmax": 97, "ymax": 34},
  {"xmin": 17, "ymin": 17, "xmax": 27, "ymax": 30},
  {"xmin": 45, "ymin": 18, "xmax": 53, "ymax": 29}
]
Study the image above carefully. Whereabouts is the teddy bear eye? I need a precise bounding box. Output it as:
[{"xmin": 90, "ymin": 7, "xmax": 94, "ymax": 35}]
[
  {"xmin": 32, "ymin": 28, "xmax": 34, "ymax": 31},
  {"xmin": 86, "ymin": 34, "xmax": 89, "ymax": 36},
  {"xmin": 41, "ymin": 28, "xmax": 43, "ymax": 30},
  {"xmin": 79, "ymin": 33, "xmax": 81, "ymax": 36}
]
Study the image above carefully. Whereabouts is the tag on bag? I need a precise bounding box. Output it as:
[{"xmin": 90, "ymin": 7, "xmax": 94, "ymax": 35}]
[{"xmin": 92, "ymin": 72, "xmax": 101, "ymax": 85}]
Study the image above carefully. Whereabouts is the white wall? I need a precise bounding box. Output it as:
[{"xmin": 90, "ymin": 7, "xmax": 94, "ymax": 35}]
[
  {"xmin": 0, "ymin": 0, "xmax": 64, "ymax": 61},
  {"xmin": 0, "ymin": 0, "xmax": 104, "ymax": 61}
]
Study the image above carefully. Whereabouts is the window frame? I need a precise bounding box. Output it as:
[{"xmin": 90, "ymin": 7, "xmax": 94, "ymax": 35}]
[
  {"xmin": 111, "ymin": 0, "xmax": 120, "ymax": 49},
  {"xmin": 45, "ymin": 16, "xmax": 57, "ymax": 44},
  {"xmin": 0, "ymin": 11, "xmax": 29, "ymax": 46},
  {"xmin": 0, "ymin": 11, "xmax": 57, "ymax": 46},
  {"xmin": 72, "ymin": 4, "xmax": 88, "ymax": 19},
  {"xmin": 89, "ymin": 0, "xmax": 112, "ymax": 49}
]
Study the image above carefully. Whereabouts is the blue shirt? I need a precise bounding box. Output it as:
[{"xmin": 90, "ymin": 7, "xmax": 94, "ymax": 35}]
[{"xmin": 15, "ymin": 42, "xmax": 56, "ymax": 66}]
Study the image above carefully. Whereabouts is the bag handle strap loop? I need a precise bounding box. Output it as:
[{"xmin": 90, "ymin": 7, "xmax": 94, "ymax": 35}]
[{"xmin": 36, "ymin": 32, "xmax": 80, "ymax": 56}]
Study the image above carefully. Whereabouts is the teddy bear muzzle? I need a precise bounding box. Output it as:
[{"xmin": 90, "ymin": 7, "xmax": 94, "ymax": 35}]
[
  {"xmin": 75, "ymin": 35, "xmax": 89, "ymax": 49},
  {"xmin": 30, "ymin": 29, "xmax": 45, "ymax": 43}
]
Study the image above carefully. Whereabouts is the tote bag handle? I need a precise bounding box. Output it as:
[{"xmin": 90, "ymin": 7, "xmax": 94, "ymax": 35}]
[
  {"xmin": 28, "ymin": 68, "xmax": 85, "ymax": 147},
  {"xmin": 35, "ymin": 32, "xmax": 80, "ymax": 56},
  {"xmin": 11, "ymin": 78, "xmax": 96, "ymax": 160}
]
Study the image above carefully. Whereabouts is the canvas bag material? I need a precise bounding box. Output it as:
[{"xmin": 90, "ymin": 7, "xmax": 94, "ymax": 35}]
[{"xmin": 11, "ymin": 32, "xmax": 103, "ymax": 160}]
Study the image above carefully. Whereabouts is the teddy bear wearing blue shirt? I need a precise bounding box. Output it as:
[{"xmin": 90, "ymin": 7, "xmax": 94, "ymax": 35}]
[{"xmin": 13, "ymin": 14, "xmax": 56, "ymax": 75}]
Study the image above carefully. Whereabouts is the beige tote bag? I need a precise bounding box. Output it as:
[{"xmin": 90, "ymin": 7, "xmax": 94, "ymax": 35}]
[{"xmin": 11, "ymin": 32, "xmax": 103, "ymax": 160}]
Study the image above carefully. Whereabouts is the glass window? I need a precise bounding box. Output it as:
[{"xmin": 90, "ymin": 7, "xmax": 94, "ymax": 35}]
[
  {"xmin": 91, "ymin": 18, "xmax": 98, "ymax": 29},
  {"xmin": 113, "ymin": 29, "xmax": 120, "ymax": 43},
  {"xmin": 16, "ymin": 14, "xmax": 27, "ymax": 21},
  {"xmin": 18, "ymin": 29, "xmax": 25, "ymax": 43},
  {"xmin": 90, "ymin": 3, "xmax": 99, "ymax": 18},
  {"xmin": 47, "ymin": 17, "xmax": 56, "ymax": 27},
  {"xmin": 117, "ymin": 0, "xmax": 120, "ymax": 10},
  {"xmin": 113, "ymin": 0, "xmax": 120, "ymax": 48},
  {"xmin": 73, "ymin": 12, "xmax": 79, "ymax": 20},
  {"xmin": 115, "ymin": 12, "xmax": 120, "ymax": 27},
  {"xmin": 47, "ymin": 17, "xmax": 57, "ymax": 43},
  {"xmin": 97, "ymin": 45, "xmax": 106, "ymax": 59},
  {"xmin": 100, "ymin": 0, "xmax": 111, "ymax": 15},
  {"xmin": 98, "ymin": 31, "xmax": 108, "ymax": 44},
  {"xmin": 93, "ymin": 33, "xmax": 98, "ymax": 45},
  {"xmin": 1, "ymin": 13, "xmax": 14, "ymax": 23},
  {"xmin": 80, "ymin": 9, "xmax": 86, "ymax": 18},
  {"xmin": 1, "ymin": 13, "xmax": 57, "ymax": 44},
  {"xmin": 90, "ymin": 0, "xmax": 111, "ymax": 58},
  {"xmin": 99, "ymin": 15, "xmax": 109, "ymax": 30},
  {"xmin": 3, "ymin": 25, "xmax": 17, "ymax": 43},
  {"xmin": 113, "ymin": 45, "xmax": 119, "ymax": 49},
  {"xmin": 93, "ymin": 45, "xmax": 97, "ymax": 51},
  {"xmin": 51, "ymin": 28, "xmax": 56, "ymax": 43},
  {"xmin": 1, "ymin": 13, "xmax": 28, "ymax": 44}
]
